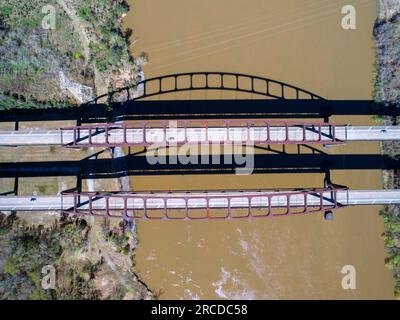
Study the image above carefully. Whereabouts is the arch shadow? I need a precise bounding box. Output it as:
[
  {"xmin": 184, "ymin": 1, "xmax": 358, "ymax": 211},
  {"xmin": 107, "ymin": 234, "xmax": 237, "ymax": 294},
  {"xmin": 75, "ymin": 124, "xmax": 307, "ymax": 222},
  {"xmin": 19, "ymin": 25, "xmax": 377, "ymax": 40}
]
[{"xmin": 90, "ymin": 71, "xmax": 326, "ymax": 104}]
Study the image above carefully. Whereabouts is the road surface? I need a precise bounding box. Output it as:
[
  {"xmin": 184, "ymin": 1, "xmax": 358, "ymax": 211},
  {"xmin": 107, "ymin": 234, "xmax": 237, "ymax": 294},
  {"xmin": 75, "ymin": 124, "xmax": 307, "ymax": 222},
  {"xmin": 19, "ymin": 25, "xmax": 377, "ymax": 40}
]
[
  {"xmin": 1, "ymin": 125, "xmax": 400, "ymax": 146},
  {"xmin": 1, "ymin": 189, "xmax": 400, "ymax": 212}
]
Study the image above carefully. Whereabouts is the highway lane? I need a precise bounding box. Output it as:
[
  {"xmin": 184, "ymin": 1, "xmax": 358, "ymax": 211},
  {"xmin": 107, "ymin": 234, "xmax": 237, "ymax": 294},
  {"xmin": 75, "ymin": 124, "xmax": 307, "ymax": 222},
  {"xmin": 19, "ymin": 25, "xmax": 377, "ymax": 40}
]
[{"xmin": 1, "ymin": 125, "xmax": 400, "ymax": 146}]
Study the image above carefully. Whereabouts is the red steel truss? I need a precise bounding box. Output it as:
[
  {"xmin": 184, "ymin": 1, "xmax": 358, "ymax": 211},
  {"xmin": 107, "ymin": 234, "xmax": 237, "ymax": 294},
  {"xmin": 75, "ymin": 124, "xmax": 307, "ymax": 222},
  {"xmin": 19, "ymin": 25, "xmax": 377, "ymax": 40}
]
[
  {"xmin": 61, "ymin": 120, "xmax": 346, "ymax": 148},
  {"xmin": 61, "ymin": 188, "xmax": 348, "ymax": 220}
]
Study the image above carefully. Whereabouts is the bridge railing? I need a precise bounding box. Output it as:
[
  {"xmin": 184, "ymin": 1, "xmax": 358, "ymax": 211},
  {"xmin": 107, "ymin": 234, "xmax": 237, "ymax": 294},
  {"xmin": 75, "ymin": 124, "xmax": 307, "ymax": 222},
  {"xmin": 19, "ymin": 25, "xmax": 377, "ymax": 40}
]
[
  {"xmin": 61, "ymin": 188, "xmax": 348, "ymax": 220},
  {"xmin": 60, "ymin": 119, "xmax": 346, "ymax": 148}
]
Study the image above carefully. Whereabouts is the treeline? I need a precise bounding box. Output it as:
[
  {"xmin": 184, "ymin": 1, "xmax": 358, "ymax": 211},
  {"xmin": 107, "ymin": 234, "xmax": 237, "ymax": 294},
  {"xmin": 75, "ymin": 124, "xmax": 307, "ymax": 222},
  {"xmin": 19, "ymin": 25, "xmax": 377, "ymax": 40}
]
[
  {"xmin": 380, "ymin": 204, "xmax": 400, "ymax": 299},
  {"xmin": 374, "ymin": 5, "xmax": 400, "ymax": 299},
  {"xmin": 0, "ymin": 94, "xmax": 71, "ymax": 110}
]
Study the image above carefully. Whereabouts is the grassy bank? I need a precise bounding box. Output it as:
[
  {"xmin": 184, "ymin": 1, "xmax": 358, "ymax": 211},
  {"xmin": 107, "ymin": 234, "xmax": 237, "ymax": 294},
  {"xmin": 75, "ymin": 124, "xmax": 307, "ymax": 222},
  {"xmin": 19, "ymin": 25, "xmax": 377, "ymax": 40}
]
[
  {"xmin": 0, "ymin": 213, "xmax": 100, "ymax": 299},
  {"xmin": 0, "ymin": 1, "xmax": 152, "ymax": 300},
  {"xmin": 0, "ymin": 0, "xmax": 86, "ymax": 105},
  {"xmin": 374, "ymin": 0, "xmax": 400, "ymax": 299},
  {"xmin": 0, "ymin": 213, "xmax": 152, "ymax": 299},
  {"xmin": 0, "ymin": 0, "xmax": 142, "ymax": 107}
]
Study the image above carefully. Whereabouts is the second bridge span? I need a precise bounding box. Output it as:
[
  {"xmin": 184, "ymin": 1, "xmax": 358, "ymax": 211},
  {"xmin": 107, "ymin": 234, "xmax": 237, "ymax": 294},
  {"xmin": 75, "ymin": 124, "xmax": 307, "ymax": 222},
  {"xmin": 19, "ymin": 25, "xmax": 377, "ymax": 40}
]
[
  {"xmin": 1, "ymin": 189, "xmax": 400, "ymax": 220},
  {"xmin": 1, "ymin": 121, "xmax": 400, "ymax": 147}
]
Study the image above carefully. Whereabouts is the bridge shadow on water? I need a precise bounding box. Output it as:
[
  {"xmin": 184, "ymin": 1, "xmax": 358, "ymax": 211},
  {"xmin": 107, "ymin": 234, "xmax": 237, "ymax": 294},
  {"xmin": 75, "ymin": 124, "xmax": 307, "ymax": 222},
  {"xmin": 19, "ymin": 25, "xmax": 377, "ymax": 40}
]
[
  {"xmin": 2, "ymin": 72, "xmax": 399, "ymax": 124},
  {"xmin": 0, "ymin": 100, "xmax": 398, "ymax": 124},
  {"xmin": 0, "ymin": 153, "xmax": 398, "ymax": 179}
]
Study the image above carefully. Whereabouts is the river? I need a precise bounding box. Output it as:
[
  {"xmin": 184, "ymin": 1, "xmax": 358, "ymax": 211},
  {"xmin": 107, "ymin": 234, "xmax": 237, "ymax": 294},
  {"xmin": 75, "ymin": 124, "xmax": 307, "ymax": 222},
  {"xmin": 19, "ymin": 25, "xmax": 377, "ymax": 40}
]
[{"xmin": 124, "ymin": 0, "xmax": 394, "ymax": 299}]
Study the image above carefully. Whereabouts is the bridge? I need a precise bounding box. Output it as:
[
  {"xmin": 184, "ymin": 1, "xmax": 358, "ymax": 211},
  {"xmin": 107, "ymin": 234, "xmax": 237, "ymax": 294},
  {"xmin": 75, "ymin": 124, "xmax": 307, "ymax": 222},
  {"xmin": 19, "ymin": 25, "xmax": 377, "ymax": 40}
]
[
  {"xmin": 1, "ymin": 189, "xmax": 400, "ymax": 220},
  {"xmin": 1, "ymin": 71, "xmax": 399, "ymax": 220},
  {"xmin": 1, "ymin": 121, "xmax": 400, "ymax": 147}
]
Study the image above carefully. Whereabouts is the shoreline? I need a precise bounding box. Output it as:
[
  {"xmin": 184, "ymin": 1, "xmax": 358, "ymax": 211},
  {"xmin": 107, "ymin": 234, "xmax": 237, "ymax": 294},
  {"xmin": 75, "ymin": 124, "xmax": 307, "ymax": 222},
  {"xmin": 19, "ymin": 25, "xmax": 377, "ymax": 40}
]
[
  {"xmin": 0, "ymin": 0, "xmax": 152, "ymax": 300},
  {"xmin": 374, "ymin": 0, "xmax": 400, "ymax": 299},
  {"xmin": 80, "ymin": 2, "xmax": 152, "ymax": 299}
]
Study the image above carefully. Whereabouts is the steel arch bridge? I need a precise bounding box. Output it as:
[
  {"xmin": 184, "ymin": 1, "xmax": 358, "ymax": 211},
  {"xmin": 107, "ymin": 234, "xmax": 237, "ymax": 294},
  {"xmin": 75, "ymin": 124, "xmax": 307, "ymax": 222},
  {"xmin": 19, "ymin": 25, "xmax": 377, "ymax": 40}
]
[
  {"xmin": 2, "ymin": 71, "xmax": 398, "ymax": 221},
  {"xmin": 69, "ymin": 73, "xmax": 335, "ymax": 219}
]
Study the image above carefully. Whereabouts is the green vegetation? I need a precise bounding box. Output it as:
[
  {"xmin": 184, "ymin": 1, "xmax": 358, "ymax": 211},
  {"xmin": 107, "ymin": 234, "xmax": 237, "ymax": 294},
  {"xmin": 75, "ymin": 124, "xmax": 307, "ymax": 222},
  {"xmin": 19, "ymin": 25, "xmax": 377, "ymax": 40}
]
[
  {"xmin": 372, "ymin": 115, "xmax": 385, "ymax": 125},
  {"xmin": 74, "ymin": 0, "xmax": 133, "ymax": 74},
  {"xmin": 0, "ymin": 0, "xmax": 140, "ymax": 109},
  {"xmin": 102, "ymin": 219, "xmax": 132, "ymax": 255},
  {"xmin": 59, "ymin": 259, "xmax": 102, "ymax": 300},
  {"xmin": 380, "ymin": 205, "xmax": 400, "ymax": 299},
  {"xmin": 374, "ymin": 4, "xmax": 400, "ymax": 299},
  {"xmin": 0, "ymin": 94, "xmax": 71, "ymax": 110},
  {"xmin": 0, "ymin": 213, "xmax": 102, "ymax": 300},
  {"xmin": 0, "ymin": 1, "xmax": 151, "ymax": 300},
  {"xmin": 374, "ymin": 12, "xmax": 400, "ymax": 105},
  {"xmin": 0, "ymin": 0, "xmax": 86, "ymax": 105}
]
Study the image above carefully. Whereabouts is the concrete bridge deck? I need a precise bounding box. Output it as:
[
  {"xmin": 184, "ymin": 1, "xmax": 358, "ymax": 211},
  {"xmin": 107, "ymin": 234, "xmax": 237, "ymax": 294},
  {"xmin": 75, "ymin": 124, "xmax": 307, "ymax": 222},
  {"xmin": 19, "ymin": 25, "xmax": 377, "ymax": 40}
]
[
  {"xmin": 1, "ymin": 125, "xmax": 400, "ymax": 147},
  {"xmin": 1, "ymin": 189, "xmax": 399, "ymax": 212}
]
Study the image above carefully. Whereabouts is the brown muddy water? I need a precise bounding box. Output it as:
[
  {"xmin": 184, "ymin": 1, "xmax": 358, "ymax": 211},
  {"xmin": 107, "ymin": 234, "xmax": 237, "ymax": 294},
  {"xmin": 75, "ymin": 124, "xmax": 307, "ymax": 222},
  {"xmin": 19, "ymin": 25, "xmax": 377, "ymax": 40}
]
[{"xmin": 124, "ymin": 0, "xmax": 395, "ymax": 299}]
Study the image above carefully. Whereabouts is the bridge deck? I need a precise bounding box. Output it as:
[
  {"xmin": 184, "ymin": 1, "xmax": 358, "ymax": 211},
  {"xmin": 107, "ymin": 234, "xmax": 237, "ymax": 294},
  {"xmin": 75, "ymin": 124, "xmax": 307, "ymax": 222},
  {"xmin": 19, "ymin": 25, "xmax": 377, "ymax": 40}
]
[
  {"xmin": 1, "ymin": 190, "xmax": 399, "ymax": 213},
  {"xmin": 0, "ymin": 125, "xmax": 400, "ymax": 147}
]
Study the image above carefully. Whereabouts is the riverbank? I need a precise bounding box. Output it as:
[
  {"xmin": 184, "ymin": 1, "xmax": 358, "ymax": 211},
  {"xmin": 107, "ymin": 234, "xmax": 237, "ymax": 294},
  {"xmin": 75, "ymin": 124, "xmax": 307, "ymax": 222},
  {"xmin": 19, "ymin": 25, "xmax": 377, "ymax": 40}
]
[
  {"xmin": 0, "ymin": 0, "xmax": 146, "ymax": 107},
  {"xmin": 0, "ymin": 0, "xmax": 152, "ymax": 300},
  {"xmin": 374, "ymin": 0, "xmax": 400, "ymax": 299}
]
